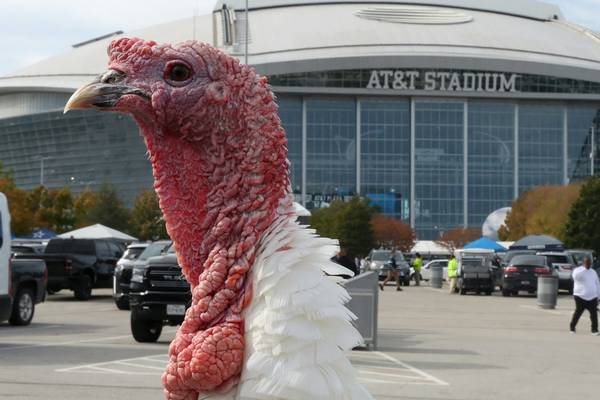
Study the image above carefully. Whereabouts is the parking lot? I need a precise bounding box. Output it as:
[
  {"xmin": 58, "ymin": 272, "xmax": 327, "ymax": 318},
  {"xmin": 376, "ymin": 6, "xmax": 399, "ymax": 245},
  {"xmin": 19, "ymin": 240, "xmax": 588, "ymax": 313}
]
[{"xmin": 0, "ymin": 286, "xmax": 598, "ymax": 400}]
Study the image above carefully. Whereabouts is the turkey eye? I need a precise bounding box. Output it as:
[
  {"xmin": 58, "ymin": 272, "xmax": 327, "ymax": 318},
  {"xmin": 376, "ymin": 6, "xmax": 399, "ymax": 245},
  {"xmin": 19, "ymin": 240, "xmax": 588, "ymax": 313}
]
[{"xmin": 166, "ymin": 63, "xmax": 192, "ymax": 83}]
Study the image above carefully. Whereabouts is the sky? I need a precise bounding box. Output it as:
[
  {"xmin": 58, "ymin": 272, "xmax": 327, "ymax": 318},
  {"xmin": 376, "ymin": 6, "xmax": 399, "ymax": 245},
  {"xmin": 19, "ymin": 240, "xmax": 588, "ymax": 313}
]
[{"xmin": 1, "ymin": 0, "xmax": 599, "ymax": 76}]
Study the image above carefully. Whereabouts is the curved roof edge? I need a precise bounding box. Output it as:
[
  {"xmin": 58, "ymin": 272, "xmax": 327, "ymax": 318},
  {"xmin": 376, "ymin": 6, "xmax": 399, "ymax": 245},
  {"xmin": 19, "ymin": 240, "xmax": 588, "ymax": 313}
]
[{"xmin": 213, "ymin": 0, "xmax": 564, "ymax": 21}]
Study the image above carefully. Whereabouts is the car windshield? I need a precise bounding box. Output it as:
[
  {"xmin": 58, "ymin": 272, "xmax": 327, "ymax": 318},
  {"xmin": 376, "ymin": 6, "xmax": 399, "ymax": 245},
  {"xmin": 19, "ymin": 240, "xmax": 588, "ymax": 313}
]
[
  {"xmin": 45, "ymin": 239, "xmax": 95, "ymax": 255},
  {"xmin": 544, "ymin": 255, "xmax": 572, "ymax": 265},
  {"xmin": 503, "ymin": 251, "xmax": 535, "ymax": 264},
  {"xmin": 11, "ymin": 246, "xmax": 35, "ymax": 254},
  {"xmin": 569, "ymin": 251, "xmax": 591, "ymax": 265},
  {"xmin": 371, "ymin": 250, "xmax": 404, "ymax": 261},
  {"xmin": 122, "ymin": 247, "xmax": 146, "ymax": 260},
  {"xmin": 138, "ymin": 241, "xmax": 171, "ymax": 261},
  {"xmin": 462, "ymin": 259, "xmax": 482, "ymax": 268},
  {"xmin": 167, "ymin": 244, "xmax": 176, "ymax": 254},
  {"xmin": 511, "ymin": 255, "xmax": 546, "ymax": 266}
]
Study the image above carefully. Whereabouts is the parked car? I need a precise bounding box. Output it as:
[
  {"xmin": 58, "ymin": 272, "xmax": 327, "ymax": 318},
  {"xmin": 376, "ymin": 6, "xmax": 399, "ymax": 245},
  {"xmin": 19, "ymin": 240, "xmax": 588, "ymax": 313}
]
[
  {"xmin": 456, "ymin": 257, "xmax": 495, "ymax": 295},
  {"xmin": 367, "ymin": 249, "xmax": 411, "ymax": 286},
  {"xmin": 1, "ymin": 193, "xmax": 47, "ymax": 326},
  {"xmin": 129, "ymin": 245, "xmax": 190, "ymax": 342},
  {"xmin": 420, "ymin": 259, "xmax": 449, "ymax": 281},
  {"xmin": 500, "ymin": 255, "xmax": 551, "ymax": 296},
  {"xmin": 537, "ymin": 252, "xmax": 577, "ymax": 294},
  {"xmin": 16, "ymin": 238, "xmax": 124, "ymax": 300},
  {"xmin": 113, "ymin": 240, "xmax": 171, "ymax": 310}
]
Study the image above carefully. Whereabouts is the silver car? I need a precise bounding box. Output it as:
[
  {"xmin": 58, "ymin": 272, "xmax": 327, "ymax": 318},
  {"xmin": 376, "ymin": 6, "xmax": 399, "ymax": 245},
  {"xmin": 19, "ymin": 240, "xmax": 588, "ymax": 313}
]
[{"xmin": 537, "ymin": 252, "xmax": 577, "ymax": 294}]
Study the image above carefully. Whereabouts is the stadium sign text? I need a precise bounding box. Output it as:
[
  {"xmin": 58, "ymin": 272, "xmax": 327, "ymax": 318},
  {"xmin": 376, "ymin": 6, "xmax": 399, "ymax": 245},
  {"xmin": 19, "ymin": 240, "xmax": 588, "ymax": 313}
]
[{"xmin": 366, "ymin": 70, "xmax": 519, "ymax": 92}]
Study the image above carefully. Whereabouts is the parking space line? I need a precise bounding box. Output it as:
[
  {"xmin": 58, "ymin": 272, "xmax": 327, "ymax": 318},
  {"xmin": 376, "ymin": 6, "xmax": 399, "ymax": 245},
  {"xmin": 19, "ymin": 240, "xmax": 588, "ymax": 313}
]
[
  {"xmin": 1, "ymin": 328, "xmax": 178, "ymax": 352},
  {"xmin": 373, "ymin": 351, "xmax": 449, "ymax": 386},
  {"xmin": 56, "ymin": 354, "xmax": 166, "ymax": 373},
  {"xmin": 114, "ymin": 361, "xmax": 166, "ymax": 371},
  {"xmin": 359, "ymin": 370, "xmax": 430, "ymax": 379}
]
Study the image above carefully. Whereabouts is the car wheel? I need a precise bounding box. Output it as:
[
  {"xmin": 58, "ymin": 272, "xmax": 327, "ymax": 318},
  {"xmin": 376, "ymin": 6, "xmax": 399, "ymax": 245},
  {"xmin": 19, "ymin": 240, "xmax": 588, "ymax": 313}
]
[
  {"xmin": 131, "ymin": 312, "xmax": 163, "ymax": 343},
  {"xmin": 115, "ymin": 296, "xmax": 130, "ymax": 310},
  {"xmin": 502, "ymin": 290, "xmax": 511, "ymax": 297},
  {"xmin": 73, "ymin": 275, "xmax": 93, "ymax": 301},
  {"xmin": 9, "ymin": 288, "xmax": 35, "ymax": 326}
]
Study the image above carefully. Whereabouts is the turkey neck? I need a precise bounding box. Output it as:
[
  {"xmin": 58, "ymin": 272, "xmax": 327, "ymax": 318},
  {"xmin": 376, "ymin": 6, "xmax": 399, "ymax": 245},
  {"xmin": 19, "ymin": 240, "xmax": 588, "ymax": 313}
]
[{"xmin": 139, "ymin": 94, "xmax": 290, "ymax": 293}]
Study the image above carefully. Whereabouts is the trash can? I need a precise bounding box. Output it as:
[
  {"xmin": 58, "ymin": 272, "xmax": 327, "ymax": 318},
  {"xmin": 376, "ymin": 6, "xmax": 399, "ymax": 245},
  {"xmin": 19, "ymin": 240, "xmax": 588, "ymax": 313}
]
[
  {"xmin": 430, "ymin": 265, "xmax": 443, "ymax": 288},
  {"xmin": 340, "ymin": 271, "xmax": 378, "ymax": 349},
  {"xmin": 537, "ymin": 275, "xmax": 559, "ymax": 309}
]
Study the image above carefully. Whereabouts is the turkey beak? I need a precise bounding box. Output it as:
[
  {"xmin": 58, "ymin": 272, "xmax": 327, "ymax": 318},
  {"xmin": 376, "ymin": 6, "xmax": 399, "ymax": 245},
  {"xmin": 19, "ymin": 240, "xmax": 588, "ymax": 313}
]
[{"xmin": 64, "ymin": 70, "xmax": 149, "ymax": 113}]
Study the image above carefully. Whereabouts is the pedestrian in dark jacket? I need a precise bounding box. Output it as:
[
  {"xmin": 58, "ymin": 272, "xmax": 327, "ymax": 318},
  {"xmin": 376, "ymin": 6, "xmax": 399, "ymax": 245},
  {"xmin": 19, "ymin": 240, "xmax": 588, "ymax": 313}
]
[{"xmin": 379, "ymin": 248, "xmax": 402, "ymax": 291}]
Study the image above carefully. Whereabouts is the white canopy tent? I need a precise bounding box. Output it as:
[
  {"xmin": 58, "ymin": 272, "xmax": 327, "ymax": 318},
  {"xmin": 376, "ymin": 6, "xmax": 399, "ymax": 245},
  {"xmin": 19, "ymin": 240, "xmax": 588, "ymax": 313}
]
[
  {"xmin": 57, "ymin": 223, "xmax": 138, "ymax": 241},
  {"xmin": 410, "ymin": 240, "xmax": 451, "ymax": 256}
]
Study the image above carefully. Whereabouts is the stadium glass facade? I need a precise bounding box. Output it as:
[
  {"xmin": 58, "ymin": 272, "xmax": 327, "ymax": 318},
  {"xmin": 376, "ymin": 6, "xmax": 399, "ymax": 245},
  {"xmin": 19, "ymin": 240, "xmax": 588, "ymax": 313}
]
[
  {"xmin": 270, "ymin": 69, "xmax": 600, "ymax": 239},
  {"xmin": 1, "ymin": 67, "xmax": 599, "ymax": 239},
  {"xmin": 0, "ymin": 110, "xmax": 154, "ymax": 203}
]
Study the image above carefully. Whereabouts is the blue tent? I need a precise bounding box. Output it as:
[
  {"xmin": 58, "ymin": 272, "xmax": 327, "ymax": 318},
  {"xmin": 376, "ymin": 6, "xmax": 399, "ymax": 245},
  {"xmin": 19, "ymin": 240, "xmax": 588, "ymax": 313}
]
[
  {"xmin": 22, "ymin": 228, "xmax": 56, "ymax": 240},
  {"xmin": 463, "ymin": 237, "xmax": 507, "ymax": 252}
]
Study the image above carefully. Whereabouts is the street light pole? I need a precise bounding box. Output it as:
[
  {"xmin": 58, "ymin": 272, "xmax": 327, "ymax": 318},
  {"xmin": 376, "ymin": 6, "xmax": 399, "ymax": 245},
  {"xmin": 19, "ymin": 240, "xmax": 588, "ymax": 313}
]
[
  {"xmin": 244, "ymin": 0, "xmax": 249, "ymax": 65},
  {"xmin": 591, "ymin": 126, "xmax": 596, "ymax": 177},
  {"xmin": 33, "ymin": 155, "xmax": 51, "ymax": 186}
]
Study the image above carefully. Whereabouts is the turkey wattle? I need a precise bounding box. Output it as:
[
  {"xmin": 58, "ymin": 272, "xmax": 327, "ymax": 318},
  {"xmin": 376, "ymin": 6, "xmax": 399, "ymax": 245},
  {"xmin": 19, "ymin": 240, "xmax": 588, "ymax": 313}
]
[{"xmin": 65, "ymin": 37, "xmax": 373, "ymax": 400}]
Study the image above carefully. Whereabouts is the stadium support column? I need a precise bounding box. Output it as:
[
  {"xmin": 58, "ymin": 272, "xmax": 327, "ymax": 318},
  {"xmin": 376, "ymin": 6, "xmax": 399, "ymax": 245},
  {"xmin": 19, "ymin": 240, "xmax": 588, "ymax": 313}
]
[
  {"xmin": 301, "ymin": 98, "xmax": 307, "ymax": 206},
  {"xmin": 356, "ymin": 99, "xmax": 361, "ymax": 195},
  {"xmin": 410, "ymin": 98, "xmax": 416, "ymax": 229},
  {"xmin": 563, "ymin": 106, "xmax": 568, "ymax": 184},
  {"xmin": 463, "ymin": 101, "xmax": 468, "ymax": 229},
  {"xmin": 514, "ymin": 104, "xmax": 520, "ymax": 199}
]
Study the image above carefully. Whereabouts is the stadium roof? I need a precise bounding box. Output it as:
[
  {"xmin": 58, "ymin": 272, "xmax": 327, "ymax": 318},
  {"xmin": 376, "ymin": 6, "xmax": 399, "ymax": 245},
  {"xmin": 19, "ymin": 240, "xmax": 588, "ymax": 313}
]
[
  {"xmin": 214, "ymin": 0, "xmax": 564, "ymax": 21},
  {"xmin": 2, "ymin": 0, "xmax": 600, "ymax": 96}
]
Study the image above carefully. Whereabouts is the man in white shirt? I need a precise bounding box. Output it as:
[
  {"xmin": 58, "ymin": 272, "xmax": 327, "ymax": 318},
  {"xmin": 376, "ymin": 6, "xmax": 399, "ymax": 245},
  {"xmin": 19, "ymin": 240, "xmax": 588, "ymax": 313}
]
[{"xmin": 569, "ymin": 257, "xmax": 600, "ymax": 335}]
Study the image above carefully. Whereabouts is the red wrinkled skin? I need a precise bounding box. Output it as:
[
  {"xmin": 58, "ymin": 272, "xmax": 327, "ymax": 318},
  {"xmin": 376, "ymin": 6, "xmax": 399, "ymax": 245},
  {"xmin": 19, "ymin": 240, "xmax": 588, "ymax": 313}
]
[{"xmin": 106, "ymin": 38, "xmax": 289, "ymax": 399}]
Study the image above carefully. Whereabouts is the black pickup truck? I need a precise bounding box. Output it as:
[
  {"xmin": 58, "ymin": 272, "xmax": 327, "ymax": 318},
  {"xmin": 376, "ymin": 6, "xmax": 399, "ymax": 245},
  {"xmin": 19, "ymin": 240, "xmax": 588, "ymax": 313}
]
[
  {"xmin": 129, "ymin": 249, "xmax": 190, "ymax": 342},
  {"xmin": 19, "ymin": 238, "xmax": 124, "ymax": 300},
  {"xmin": 1, "ymin": 259, "xmax": 48, "ymax": 325},
  {"xmin": 1, "ymin": 192, "xmax": 47, "ymax": 325}
]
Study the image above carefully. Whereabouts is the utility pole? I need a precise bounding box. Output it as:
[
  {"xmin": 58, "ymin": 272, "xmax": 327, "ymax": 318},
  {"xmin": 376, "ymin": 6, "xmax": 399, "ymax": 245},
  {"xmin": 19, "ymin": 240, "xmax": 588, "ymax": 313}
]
[{"xmin": 244, "ymin": 0, "xmax": 249, "ymax": 65}]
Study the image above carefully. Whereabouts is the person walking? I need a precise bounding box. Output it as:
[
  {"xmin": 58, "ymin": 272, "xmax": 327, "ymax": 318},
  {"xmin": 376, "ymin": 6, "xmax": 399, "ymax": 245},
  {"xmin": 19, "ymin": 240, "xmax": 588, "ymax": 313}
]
[
  {"xmin": 380, "ymin": 248, "xmax": 402, "ymax": 291},
  {"xmin": 447, "ymin": 254, "xmax": 458, "ymax": 294},
  {"xmin": 569, "ymin": 257, "xmax": 600, "ymax": 335},
  {"xmin": 412, "ymin": 252, "xmax": 423, "ymax": 286}
]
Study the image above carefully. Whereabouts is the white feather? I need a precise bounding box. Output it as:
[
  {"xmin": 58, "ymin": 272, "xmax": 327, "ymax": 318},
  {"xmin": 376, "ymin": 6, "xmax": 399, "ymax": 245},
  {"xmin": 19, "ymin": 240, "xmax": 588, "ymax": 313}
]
[{"xmin": 229, "ymin": 211, "xmax": 373, "ymax": 400}]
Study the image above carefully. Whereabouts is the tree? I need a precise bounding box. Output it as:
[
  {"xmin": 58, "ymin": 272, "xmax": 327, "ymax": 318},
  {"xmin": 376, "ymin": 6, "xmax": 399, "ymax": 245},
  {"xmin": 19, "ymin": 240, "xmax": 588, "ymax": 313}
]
[
  {"xmin": 35, "ymin": 187, "xmax": 76, "ymax": 233},
  {"xmin": 74, "ymin": 184, "xmax": 131, "ymax": 233},
  {"xmin": 0, "ymin": 164, "xmax": 35, "ymax": 236},
  {"xmin": 564, "ymin": 178, "xmax": 600, "ymax": 254},
  {"xmin": 73, "ymin": 188, "xmax": 100, "ymax": 228},
  {"xmin": 371, "ymin": 214, "xmax": 416, "ymax": 252},
  {"xmin": 130, "ymin": 189, "xmax": 168, "ymax": 240},
  {"xmin": 437, "ymin": 227, "xmax": 481, "ymax": 252},
  {"xmin": 310, "ymin": 196, "xmax": 377, "ymax": 258},
  {"xmin": 498, "ymin": 184, "xmax": 582, "ymax": 241}
]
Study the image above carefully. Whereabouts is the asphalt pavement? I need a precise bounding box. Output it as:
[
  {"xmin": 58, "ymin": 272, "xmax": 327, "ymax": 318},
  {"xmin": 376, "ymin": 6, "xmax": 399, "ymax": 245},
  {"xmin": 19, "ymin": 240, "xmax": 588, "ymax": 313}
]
[{"xmin": 0, "ymin": 285, "xmax": 597, "ymax": 399}]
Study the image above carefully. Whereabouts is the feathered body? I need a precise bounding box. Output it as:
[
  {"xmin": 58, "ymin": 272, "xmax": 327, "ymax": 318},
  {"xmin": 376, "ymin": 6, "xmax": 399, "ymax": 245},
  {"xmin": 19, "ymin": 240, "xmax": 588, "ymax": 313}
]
[{"xmin": 65, "ymin": 38, "xmax": 373, "ymax": 400}]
